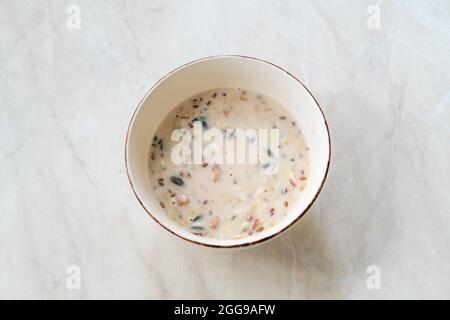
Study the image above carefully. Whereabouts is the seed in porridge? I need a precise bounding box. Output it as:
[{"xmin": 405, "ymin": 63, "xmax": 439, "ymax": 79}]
[
  {"xmin": 192, "ymin": 116, "xmax": 208, "ymax": 129},
  {"xmin": 212, "ymin": 164, "xmax": 222, "ymax": 182},
  {"xmin": 191, "ymin": 225, "xmax": 204, "ymax": 231},
  {"xmin": 270, "ymin": 208, "xmax": 275, "ymax": 216},
  {"xmin": 227, "ymin": 128, "xmax": 236, "ymax": 139},
  {"xmin": 159, "ymin": 201, "xmax": 165, "ymax": 208},
  {"xmin": 202, "ymin": 163, "xmax": 208, "ymax": 167},
  {"xmin": 289, "ymin": 178, "xmax": 297, "ymax": 187},
  {"xmin": 300, "ymin": 176, "xmax": 307, "ymax": 181},
  {"xmin": 279, "ymin": 116, "xmax": 286, "ymax": 120},
  {"xmin": 212, "ymin": 92, "xmax": 217, "ymax": 98},
  {"xmin": 193, "ymin": 104, "xmax": 199, "ymax": 109},
  {"xmin": 176, "ymin": 195, "xmax": 189, "ymax": 206},
  {"xmin": 284, "ymin": 201, "xmax": 289, "ymax": 207},
  {"xmin": 191, "ymin": 214, "xmax": 203, "ymax": 222},
  {"xmin": 240, "ymin": 95, "xmax": 247, "ymax": 101},
  {"xmin": 252, "ymin": 219, "xmax": 261, "ymax": 230},
  {"xmin": 222, "ymin": 93, "xmax": 227, "ymax": 96},
  {"xmin": 262, "ymin": 163, "xmax": 270, "ymax": 169},
  {"xmin": 203, "ymin": 200, "xmax": 208, "ymax": 205},
  {"xmin": 209, "ymin": 216, "xmax": 220, "ymax": 230},
  {"xmin": 206, "ymin": 100, "xmax": 211, "ymax": 106},
  {"xmin": 170, "ymin": 175, "xmax": 184, "ymax": 186}
]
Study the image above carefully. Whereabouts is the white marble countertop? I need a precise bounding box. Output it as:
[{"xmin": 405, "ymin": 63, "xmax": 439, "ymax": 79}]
[{"xmin": 1, "ymin": 0, "xmax": 450, "ymax": 299}]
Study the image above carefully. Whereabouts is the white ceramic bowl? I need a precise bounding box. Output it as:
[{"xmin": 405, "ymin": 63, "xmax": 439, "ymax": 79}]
[{"xmin": 125, "ymin": 55, "xmax": 331, "ymax": 248}]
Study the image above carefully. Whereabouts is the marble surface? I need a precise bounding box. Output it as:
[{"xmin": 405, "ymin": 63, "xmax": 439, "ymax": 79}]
[{"xmin": 1, "ymin": 0, "xmax": 450, "ymax": 299}]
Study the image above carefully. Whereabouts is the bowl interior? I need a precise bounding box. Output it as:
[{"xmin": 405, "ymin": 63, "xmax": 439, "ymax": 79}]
[{"xmin": 126, "ymin": 56, "xmax": 330, "ymax": 248}]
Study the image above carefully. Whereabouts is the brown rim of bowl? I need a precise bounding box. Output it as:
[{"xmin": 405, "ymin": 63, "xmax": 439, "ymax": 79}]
[{"xmin": 125, "ymin": 55, "xmax": 331, "ymax": 249}]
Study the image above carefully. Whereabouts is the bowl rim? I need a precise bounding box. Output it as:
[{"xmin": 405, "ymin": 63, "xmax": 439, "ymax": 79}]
[{"xmin": 125, "ymin": 55, "xmax": 331, "ymax": 249}]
